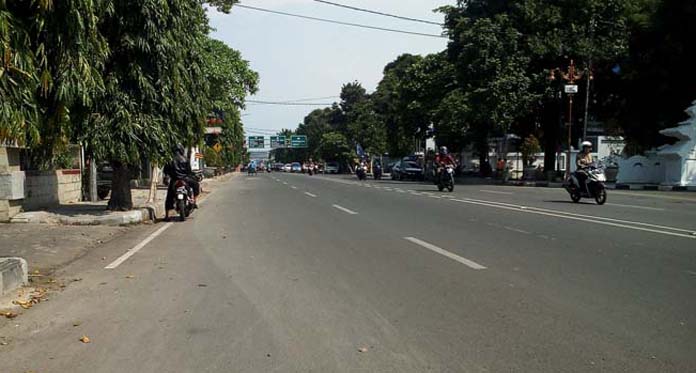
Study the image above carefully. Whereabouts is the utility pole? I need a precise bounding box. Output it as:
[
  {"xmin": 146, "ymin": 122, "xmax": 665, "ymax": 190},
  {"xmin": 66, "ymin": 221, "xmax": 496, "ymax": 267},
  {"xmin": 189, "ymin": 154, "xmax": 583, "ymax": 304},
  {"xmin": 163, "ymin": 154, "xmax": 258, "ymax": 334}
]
[{"xmin": 549, "ymin": 60, "xmax": 591, "ymax": 179}]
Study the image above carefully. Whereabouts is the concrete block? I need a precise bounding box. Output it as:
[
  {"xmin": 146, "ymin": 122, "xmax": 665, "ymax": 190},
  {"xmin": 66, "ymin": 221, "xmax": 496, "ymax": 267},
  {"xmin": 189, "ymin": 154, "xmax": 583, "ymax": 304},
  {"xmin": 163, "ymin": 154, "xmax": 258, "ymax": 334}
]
[
  {"xmin": 0, "ymin": 257, "xmax": 28, "ymax": 297},
  {"xmin": 0, "ymin": 171, "xmax": 25, "ymax": 200}
]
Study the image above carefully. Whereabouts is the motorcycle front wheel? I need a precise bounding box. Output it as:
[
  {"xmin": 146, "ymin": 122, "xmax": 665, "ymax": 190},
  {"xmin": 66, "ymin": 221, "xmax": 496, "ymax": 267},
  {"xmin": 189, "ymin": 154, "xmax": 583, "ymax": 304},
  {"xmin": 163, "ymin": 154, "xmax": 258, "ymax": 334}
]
[
  {"xmin": 570, "ymin": 191, "xmax": 581, "ymax": 203},
  {"xmin": 595, "ymin": 188, "xmax": 607, "ymax": 205}
]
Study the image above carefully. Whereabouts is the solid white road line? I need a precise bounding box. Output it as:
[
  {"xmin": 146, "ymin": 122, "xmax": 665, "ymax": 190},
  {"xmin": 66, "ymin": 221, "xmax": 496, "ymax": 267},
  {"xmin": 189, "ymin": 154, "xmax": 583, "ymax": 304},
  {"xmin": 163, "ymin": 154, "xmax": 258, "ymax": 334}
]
[
  {"xmin": 305, "ymin": 192, "xmax": 317, "ymax": 198},
  {"xmin": 105, "ymin": 223, "xmax": 173, "ymax": 269},
  {"xmin": 606, "ymin": 203, "xmax": 665, "ymax": 211},
  {"xmin": 404, "ymin": 237, "xmax": 486, "ymax": 270},
  {"xmin": 479, "ymin": 189, "xmax": 513, "ymax": 195},
  {"xmin": 332, "ymin": 204, "xmax": 358, "ymax": 215},
  {"xmin": 450, "ymin": 198, "xmax": 696, "ymax": 239}
]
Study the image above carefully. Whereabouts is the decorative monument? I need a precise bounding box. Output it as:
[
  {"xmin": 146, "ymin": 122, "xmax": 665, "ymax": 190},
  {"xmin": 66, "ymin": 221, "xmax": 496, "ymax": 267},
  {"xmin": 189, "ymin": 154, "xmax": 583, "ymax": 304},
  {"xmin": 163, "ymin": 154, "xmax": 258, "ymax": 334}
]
[{"xmin": 617, "ymin": 100, "xmax": 696, "ymax": 186}]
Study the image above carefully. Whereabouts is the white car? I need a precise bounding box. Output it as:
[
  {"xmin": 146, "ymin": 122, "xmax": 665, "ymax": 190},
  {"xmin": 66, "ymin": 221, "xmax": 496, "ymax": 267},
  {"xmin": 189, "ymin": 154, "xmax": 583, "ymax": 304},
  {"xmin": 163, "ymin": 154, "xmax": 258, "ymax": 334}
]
[{"xmin": 283, "ymin": 164, "xmax": 292, "ymax": 172}]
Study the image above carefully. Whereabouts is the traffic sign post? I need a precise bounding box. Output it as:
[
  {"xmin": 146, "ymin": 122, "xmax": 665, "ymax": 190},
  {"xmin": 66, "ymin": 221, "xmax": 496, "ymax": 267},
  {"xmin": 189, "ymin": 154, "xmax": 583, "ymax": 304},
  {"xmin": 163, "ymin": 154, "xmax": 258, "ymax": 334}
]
[
  {"xmin": 290, "ymin": 135, "xmax": 308, "ymax": 148},
  {"xmin": 213, "ymin": 143, "xmax": 223, "ymax": 153},
  {"xmin": 270, "ymin": 136, "xmax": 286, "ymax": 149},
  {"xmin": 248, "ymin": 136, "xmax": 265, "ymax": 149}
]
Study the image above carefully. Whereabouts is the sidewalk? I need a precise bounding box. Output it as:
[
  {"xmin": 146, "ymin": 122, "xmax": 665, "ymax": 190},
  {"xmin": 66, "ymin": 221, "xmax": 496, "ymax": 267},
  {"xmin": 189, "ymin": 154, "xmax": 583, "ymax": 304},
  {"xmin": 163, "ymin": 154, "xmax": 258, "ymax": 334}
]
[
  {"xmin": 9, "ymin": 188, "xmax": 167, "ymax": 226},
  {"xmin": 0, "ymin": 172, "xmax": 236, "ymax": 297}
]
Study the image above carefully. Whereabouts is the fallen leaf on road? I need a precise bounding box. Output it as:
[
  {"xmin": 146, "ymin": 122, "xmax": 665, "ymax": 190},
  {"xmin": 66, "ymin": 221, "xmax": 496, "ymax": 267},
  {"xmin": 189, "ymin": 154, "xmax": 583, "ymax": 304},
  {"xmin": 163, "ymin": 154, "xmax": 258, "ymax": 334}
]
[
  {"xmin": 73, "ymin": 321, "xmax": 82, "ymax": 327},
  {"xmin": 79, "ymin": 335, "xmax": 91, "ymax": 343},
  {"xmin": 125, "ymin": 275, "xmax": 135, "ymax": 279},
  {"xmin": 197, "ymin": 284, "xmax": 207, "ymax": 287},
  {"xmin": 71, "ymin": 278, "xmax": 83, "ymax": 282},
  {"xmin": 1, "ymin": 311, "xmax": 18, "ymax": 319},
  {"xmin": 358, "ymin": 347, "xmax": 368, "ymax": 353},
  {"xmin": 102, "ymin": 257, "xmax": 106, "ymax": 261}
]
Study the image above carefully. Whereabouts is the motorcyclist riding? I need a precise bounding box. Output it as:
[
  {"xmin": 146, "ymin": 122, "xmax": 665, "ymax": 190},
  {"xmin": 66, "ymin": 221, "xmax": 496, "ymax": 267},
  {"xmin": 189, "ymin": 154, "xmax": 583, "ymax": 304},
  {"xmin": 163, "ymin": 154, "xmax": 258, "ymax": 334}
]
[
  {"xmin": 434, "ymin": 146, "xmax": 456, "ymax": 182},
  {"xmin": 575, "ymin": 141, "xmax": 593, "ymax": 193},
  {"xmin": 164, "ymin": 143, "xmax": 200, "ymax": 221}
]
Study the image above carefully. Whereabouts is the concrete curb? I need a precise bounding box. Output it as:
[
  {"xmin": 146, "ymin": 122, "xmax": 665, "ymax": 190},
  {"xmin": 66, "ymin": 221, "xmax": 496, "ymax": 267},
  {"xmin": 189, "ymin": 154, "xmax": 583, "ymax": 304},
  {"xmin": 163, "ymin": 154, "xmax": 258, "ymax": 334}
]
[
  {"xmin": 495, "ymin": 180, "xmax": 696, "ymax": 192},
  {"xmin": 0, "ymin": 257, "xmax": 28, "ymax": 297},
  {"xmin": 614, "ymin": 184, "xmax": 696, "ymax": 192}
]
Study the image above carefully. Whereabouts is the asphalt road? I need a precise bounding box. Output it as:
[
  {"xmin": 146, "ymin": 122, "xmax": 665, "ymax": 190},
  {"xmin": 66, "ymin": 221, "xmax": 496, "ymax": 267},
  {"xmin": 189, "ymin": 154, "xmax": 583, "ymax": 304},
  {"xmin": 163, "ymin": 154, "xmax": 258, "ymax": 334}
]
[{"xmin": 2, "ymin": 173, "xmax": 695, "ymax": 372}]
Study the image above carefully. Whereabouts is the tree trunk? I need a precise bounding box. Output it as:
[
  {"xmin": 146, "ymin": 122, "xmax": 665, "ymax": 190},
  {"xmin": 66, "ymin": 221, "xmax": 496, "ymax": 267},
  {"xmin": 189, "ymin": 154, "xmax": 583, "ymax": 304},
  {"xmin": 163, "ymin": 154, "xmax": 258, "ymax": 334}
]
[
  {"xmin": 147, "ymin": 161, "xmax": 158, "ymax": 204},
  {"xmin": 107, "ymin": 161, "xmax": 133, "ymax": 211}
]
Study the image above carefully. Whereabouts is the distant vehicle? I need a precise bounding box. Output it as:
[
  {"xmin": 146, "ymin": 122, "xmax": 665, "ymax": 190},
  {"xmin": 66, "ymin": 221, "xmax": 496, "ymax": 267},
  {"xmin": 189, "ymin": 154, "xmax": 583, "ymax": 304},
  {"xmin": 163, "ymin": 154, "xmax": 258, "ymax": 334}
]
[
  {"xmin": 291, "ymin": 162, "xmax": 302, "ymax": 173},
  {"xmin": 386, "ymin": 162, "xmax": 397, "ymax": 174},
  {"xmin": 274, "ymin": 163, "xmax": 284, "ymax": 171},
  {"xmin": 283, "ymin": 163, "xmax": 292, "ymax": 172},
  {"xmin": 325, "ymin": 161, "xmax": 339, "ymax": 174},
  {"xmin": 391, "ymin": 160, "xmax": 423, "ymax": 181}
]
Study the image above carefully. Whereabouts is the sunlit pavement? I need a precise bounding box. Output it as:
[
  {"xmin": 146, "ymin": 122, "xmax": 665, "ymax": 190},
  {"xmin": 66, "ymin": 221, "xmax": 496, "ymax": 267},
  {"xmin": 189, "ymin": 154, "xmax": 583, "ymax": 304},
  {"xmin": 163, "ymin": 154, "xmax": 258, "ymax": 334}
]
[{"xmin": 2, "ymin": 173, "xmax": 695, "ymax": 372}]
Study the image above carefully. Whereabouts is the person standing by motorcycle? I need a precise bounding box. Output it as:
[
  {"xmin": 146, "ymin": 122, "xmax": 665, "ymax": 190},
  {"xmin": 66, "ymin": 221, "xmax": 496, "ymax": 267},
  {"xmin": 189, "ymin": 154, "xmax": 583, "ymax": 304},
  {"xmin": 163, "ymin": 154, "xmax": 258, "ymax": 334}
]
[
  {"xmin": 434, "ymin": 146, "xmax": 457, "ymax": 183},
  {"xmin": 575, "ymin": 141, "xmax": 594, "ymax": 193},
  {"xmin": 163, "ymin": 144, "xmax": 200, "ymax": 221}
]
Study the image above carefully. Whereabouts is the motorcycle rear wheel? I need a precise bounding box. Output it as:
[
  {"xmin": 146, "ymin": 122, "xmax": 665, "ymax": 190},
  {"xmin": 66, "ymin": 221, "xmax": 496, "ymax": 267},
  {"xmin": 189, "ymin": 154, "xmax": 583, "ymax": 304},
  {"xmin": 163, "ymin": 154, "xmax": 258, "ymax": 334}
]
[
  {"xmin": 595, "ymin": 188, "xmax": 607, "ymax": 205},
  {"xmin": 178, "ymin": 200, "xmax": 186, "ymax": 222}
]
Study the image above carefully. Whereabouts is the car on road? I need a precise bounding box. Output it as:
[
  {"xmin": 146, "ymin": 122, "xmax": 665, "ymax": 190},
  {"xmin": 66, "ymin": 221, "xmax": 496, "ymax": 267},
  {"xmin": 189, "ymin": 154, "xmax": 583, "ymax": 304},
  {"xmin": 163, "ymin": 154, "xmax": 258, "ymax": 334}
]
[
  {"xmin": 283, "ymin": 163, "xmax": 292, "ymax": 172},
  {"xmin": 291, "ymin": 162, "xmax": 302, "ymax": 173},
  {"xmin": 391, "ymin": 160, "xmax": 424, "ymax": 181},
  {"xmin": 325, "ymin": 161, "xmax": 339, "ymax": 174}
]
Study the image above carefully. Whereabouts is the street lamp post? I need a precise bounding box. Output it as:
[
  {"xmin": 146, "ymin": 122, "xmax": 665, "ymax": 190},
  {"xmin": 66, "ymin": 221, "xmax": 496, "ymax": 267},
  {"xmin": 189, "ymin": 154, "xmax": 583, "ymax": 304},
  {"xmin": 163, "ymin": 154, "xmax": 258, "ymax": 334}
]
[{"xmin": 549, "ymin": 60, "xmax": 592, "ymax": 179}]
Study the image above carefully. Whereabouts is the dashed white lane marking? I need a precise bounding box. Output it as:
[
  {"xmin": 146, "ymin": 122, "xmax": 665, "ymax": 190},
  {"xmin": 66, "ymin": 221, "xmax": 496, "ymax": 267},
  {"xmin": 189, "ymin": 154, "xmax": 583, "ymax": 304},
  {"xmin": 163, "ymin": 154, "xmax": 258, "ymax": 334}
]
[
  {"xmin": 404, "ymin": 237, "xmax": 486, "ymax": 270},
  {"xmin": 305, "ymin": 192, "xmax": 317, "ymax": 198},
  {"xmin": 685, "ymin": 270, "xmax": 696, "ymax": 276},
  {"xmin": 606, "ymin": 203, "xmax": 665, "ymax": 211},
  {"xmin": 290, "ymin": 186, "xmax": 298, "ymax": 190},
  {"xmin": 504, "ymin": 226, "xmax": 531, "ymax": 235},
  {"xmin": 332, "ymin": 204, "xmax": 358, "ymax": 215},
  {"xmin": 282, "ymin": 182, "xmax": 288, "ymax": 185},
  {"xmin": 479, "ymin": 189, "xmax": 513, "ymax": 195},
  {"xmin": 105, "ymin": 223, "xmax": 173, "ymax": 269}
]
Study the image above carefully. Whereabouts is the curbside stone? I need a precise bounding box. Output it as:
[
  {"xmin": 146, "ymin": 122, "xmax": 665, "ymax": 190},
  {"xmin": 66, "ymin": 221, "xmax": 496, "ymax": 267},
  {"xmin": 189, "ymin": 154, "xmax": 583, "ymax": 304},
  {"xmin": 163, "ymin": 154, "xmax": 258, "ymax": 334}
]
[{"xmin": 0, "ymin": 257, "xmax": 28, "ymax": 297}]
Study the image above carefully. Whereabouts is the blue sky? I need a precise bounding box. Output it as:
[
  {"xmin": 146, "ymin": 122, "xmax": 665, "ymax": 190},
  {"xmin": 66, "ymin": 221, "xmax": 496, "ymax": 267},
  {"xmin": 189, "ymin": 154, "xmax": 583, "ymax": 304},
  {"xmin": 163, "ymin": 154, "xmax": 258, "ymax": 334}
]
[{"xmin": 207, "ymin": 0, "xmax": 455, "ymax": 136}]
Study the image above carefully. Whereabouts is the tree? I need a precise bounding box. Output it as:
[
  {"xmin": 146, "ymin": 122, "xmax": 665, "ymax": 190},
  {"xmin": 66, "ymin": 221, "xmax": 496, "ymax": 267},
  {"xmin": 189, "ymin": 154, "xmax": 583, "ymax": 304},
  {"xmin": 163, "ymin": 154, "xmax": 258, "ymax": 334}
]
[
  {"xmin": 0, "ymin": 0, "xmax": 108, "ymax": 166},
  {"xmin": 373, "ymin": 54, "xmax": 424, "ymax": 157},
  {"xmin": 446, "ymin": 14, "xmax": 534, "ymax": 168},
  {"xmin": 82, "ymin": 0, "xmax": 213, "ymax": 211},
  {"xmin": 201, "ymin": 37, "xmax": 259, "ymax": 168},
  {"xmin": 611, "ymin": 0, "xmax": 696, "ymax": 153},
  {"xmin": 317, "ymin": 132, "xmax": 352, "ymax": 168}
]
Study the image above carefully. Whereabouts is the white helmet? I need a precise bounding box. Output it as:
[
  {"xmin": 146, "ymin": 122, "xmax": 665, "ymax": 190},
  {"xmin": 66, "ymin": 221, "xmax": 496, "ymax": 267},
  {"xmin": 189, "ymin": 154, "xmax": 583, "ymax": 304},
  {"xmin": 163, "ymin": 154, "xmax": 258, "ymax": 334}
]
[{"xmin": 581, "ymin": 141, "xmax": 592, "ymax": 149}]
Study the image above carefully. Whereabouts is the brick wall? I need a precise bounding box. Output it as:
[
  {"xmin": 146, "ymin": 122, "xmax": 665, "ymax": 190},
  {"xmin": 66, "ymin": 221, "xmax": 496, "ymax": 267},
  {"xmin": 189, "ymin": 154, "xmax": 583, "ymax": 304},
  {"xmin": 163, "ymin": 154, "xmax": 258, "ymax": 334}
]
[{"xmin": 23, "ymin": 170, "xmax": 82, "ymax": 211}]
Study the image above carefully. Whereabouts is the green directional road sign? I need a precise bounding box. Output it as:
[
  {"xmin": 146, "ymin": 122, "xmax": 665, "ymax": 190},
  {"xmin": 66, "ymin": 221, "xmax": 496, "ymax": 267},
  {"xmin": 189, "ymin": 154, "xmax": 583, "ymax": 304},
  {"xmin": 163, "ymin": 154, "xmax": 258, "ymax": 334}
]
[
  {"xmin": 290, "ymin": 135, "xmax": 308, "ymax": 148},
  {"xmin": 270, "ymin": 136, "xmax": 286, "ymax": 149},
  {"xmin": 248, "ymin": 136, "xmax": 265, "ymax": 149}
]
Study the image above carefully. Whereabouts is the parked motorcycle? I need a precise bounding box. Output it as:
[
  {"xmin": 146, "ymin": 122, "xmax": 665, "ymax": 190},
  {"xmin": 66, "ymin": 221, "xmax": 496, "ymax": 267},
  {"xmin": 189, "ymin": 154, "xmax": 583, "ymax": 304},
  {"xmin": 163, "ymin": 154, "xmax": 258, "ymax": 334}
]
[
  {"xmin": 565, "ymin": 163, "xmax": 607, "ymax": 205},
  {"xmin": 437, "ymin": 165, "xmax": 455, "ymax": 192},
  {"xmin": 373, "ymin": 164, "xmax": 382, "ymax": 180}
]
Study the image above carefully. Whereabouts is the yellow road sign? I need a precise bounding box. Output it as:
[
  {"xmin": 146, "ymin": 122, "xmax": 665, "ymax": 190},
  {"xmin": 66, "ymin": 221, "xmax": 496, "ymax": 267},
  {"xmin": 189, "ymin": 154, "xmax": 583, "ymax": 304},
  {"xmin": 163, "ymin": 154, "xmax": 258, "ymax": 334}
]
[{"xmin": 213, "ymin": 143, "xmax": 222, "ymax": 153}]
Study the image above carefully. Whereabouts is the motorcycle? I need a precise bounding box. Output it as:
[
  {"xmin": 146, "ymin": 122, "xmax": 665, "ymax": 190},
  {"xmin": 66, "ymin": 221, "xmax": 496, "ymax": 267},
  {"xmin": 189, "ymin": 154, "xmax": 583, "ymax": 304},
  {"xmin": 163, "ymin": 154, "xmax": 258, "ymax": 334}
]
[
  {"xmin": 356, "ymin": 164, "xmax": 367, "ymax": 181},
  {"xmin": 308, "ymin": 164, "xmax": 314, "ymax": 176},
  {"xmin": 373, "ymin": 164, "xmax": 382, "ymax": 180},
  {"xmin": 437, "ymin": 165, "xmax": 455, "ymax": 192},
  {"xmin": 565, "ymin": 163, "xmax": 607, "ymax": 205},
  {"xmin": 174, "ymin": 179, "xmax": 195, "ymax": 221}
]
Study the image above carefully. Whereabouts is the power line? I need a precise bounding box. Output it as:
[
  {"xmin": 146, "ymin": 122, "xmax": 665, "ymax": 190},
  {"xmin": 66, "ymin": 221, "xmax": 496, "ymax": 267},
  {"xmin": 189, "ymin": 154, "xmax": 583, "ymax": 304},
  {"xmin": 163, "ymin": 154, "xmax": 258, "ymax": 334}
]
[
  {"xmin": 234, "ymin": 4, "xmax": 446, "ymax": 39},
  {"xmin": 252, "ymin": 95, "xmax": 339, "ymax": 103},
  {"xmin": 312, "ymin": 0, "xmax": 443, "ymax": 26},
  {"xmin": 247, "ymin": 99, "xmax": 334, "ymax": 106}
]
